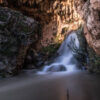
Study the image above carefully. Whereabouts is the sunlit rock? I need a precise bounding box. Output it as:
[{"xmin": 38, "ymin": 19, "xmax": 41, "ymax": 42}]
[
  {"xmin": 0, "ymin": 0, "xmax": 83, "ymax": 47},
  {"xmin": 75, "ymin": 0, "xmax": 100, "ymax": 55}
]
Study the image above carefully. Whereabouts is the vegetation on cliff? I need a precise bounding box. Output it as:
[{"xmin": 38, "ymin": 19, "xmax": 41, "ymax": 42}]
[{"xmin": 87, "ymin": 47, "xmax": 100, "ymax": 73}]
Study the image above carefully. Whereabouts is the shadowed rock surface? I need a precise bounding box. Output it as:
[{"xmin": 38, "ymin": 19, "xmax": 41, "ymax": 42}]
[{"xmin": 0, "ymin": 7, "xmax": 40, "ymax": 75}]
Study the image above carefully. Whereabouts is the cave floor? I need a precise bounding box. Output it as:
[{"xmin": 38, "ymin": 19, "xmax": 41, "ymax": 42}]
[{"xmin": 0, "ymin": 70, "xmax": 100, "ymax": 100}]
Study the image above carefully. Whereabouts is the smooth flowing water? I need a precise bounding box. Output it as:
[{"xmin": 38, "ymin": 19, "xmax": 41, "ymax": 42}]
[
  {"xmin": 0, "ymin": 32, "xmax": 100, "ymax": 100},
  {"xmin": 43, "ymin": 32, "xmax": 80, "ymax": 72},
  {"xmin": 0, "ymin": 70, "xmax": 100, "ymax": 100}
]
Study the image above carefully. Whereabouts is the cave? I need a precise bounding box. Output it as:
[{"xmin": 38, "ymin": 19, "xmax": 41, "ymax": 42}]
[{"xmin": 0, "ymin": 0, "xmax": 100, "ymax": 100}]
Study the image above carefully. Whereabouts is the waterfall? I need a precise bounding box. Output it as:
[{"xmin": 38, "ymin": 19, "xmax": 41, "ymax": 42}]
[{"xmin": 42, "ymin": 32, "xmax": 80, "ymax": 72}]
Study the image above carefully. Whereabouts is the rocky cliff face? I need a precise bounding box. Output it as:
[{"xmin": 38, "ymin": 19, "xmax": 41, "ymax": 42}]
[
  {"xmin": 0, "ymin": 0, "xmax": 83, "ymax": 47},
  {"xmin": 0, "ymin": 7, "xmax": 40, "ymax": 76},
  {"xmin": 74, "ymin": 0, "xmax": 100, "ymax": 55},
  {"xmin": 0, "ymin": 0, "xmax": 100, "ymax": 74},
  {"xmin": 0, "ymin": 0, "xmax": 99, "ymax": 54},
  {"xmin": 74, "ymin": 0, "xmax": 100, "ymax": 73}
]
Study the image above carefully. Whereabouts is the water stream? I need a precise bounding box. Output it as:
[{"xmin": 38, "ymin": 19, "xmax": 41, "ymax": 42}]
[
  {"xmin": 0, "ymin": 32, "xmax": 100, "ymax": 100},
  {"xmin": 43, "ymin": 32, "xmax": 80, "ymax": 72}
]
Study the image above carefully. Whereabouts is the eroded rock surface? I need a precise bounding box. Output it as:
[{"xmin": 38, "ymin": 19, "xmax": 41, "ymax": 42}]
[
  {"xmin": 0, "ymin": 0, "xmax": 83, "ymax": 47},
  {"xmin": 75, "ymin": 0, "xmax": 100, "ymax": 55},
  {"xmin": 0, "ymin": 0, "xmax": 100, "ymax": 74},
  {"xmin": 0, "ymin": 7, "xmax": 40, "ymax": 76}
]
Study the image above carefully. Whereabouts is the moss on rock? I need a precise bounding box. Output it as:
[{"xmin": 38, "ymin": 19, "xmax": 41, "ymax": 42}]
[
  {"xmin": 87, "ymin": 47, "xmax": 100, "ymax": 73},
  {"xmin": 41, "ymin": 43, "xmax": 61, "ymax": 58}
]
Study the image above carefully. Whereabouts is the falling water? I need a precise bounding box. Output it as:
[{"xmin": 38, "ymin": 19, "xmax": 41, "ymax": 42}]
[
  {"xmin": 0, "ymin": 31, "xmax": 100, "ymax": 100},
  {"xmin": 42, "ymin": 32, "xmax": 80, "ymax": 72}
]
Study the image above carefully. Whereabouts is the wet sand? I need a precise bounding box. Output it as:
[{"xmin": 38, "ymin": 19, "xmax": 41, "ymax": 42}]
[{"xmin": 0, "ymin": 70, "xmax": 100, "ymax": 100}]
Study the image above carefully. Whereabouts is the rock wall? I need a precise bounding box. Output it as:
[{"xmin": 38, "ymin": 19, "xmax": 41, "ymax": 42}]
[
  {"xmin": 0, "ymin": 0, "xmax": 83, "ymax": 47},
  {"xmin": 0, "ymin": 0, "xmax": 100, "ymax": 74},
  {"xmin": 74, "ymin": 0, "xmax": 100, "ymax": 55},
  {"xmin": 0, "ymin": 7, "xmax": 40, "ymax": 76}
]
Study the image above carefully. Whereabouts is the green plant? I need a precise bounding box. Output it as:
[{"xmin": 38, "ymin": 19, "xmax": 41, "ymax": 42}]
[
  {"xmin": 41, "ymin": 43, "xmax": 61, "ymax": 58},
  {"xmin": 87, "ymin": 47, "xmax": 100, "ymax": 73}
]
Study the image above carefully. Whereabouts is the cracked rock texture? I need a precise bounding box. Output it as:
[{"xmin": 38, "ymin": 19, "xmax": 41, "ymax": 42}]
[
  {"xmin": 0, "ymin": 0, "xmax": 100, "ymax": 74},
  {"xmin": 0, "ymin": 0, "xmax": 99, "ymax": 53},
  {"xmin": 75, "ymin": 0, "xmax": 100, "ymax": 55},
  {"xmin": 0, "ymin": 7, "xmax": 40, "ymax": 75},
  {"xmin": 0, "ymin": 0, "xmax": 82, "ymax": 47}
]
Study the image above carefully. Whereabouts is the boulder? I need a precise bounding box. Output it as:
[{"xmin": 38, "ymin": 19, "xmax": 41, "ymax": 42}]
[{"xmin": 47, "ymin": 64, "xmax": 66, "ymax": 72}]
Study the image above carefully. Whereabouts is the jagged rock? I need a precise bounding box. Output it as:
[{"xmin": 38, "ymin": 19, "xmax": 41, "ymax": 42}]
[
  {"xmin": 0, "ymin": 0, "xmax": 100, "ymax": 73},
  {"xmin": 23, "ymin": 49, "xmax": 44, "ymax": 69},
  {"xmin": 74, "ymin": 0, "xmax": 100, "ymax": 72},
  {"xmin": 0, "ymin": 0, "xmax": 82, "ymax": 47},
  {"xmin": 0, "ymin": 7, "xmax": 40, "ymax": 75},
  {"xmin": 75, "ymin": 0, "xmax": 100, "ymax": 55}
]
